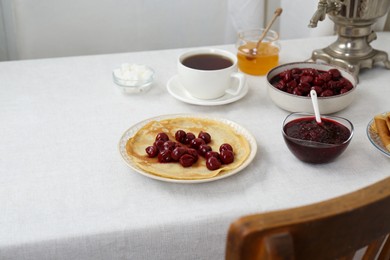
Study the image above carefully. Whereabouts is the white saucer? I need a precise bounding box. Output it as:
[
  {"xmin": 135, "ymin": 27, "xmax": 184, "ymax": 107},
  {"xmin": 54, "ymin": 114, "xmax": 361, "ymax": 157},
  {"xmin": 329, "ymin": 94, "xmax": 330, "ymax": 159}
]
[{"xmin": 167, "ymin": 75, "xmax": 248, "ymax": 106}]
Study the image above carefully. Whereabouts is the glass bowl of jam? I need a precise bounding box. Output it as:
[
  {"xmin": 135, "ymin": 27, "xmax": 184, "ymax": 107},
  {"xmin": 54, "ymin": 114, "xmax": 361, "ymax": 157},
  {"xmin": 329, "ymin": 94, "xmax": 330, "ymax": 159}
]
[{"xmin": 282, "ymin": 112, "xmax": 354, "ymax": 164}]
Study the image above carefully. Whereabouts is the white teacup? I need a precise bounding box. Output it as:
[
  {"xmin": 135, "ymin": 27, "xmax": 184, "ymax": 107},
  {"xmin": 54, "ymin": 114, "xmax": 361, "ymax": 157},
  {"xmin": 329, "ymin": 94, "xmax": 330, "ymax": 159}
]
[{"xmin": 178, "ymin": 49, "xmax": 246, "ymax": 100}]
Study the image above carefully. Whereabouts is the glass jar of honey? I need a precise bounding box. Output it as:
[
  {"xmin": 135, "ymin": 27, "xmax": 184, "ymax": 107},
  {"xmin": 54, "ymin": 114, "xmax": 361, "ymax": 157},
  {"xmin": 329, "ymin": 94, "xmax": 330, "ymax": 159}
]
[{"xmin": 236, "ymin": 29, "xmax": 280, "ymax": 76}]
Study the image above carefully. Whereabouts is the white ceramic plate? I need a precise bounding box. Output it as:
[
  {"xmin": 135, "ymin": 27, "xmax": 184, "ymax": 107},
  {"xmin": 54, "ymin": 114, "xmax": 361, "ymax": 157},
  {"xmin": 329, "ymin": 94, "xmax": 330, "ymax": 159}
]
[
  {"xmin": 367, "ymin": 113, "xmax": 390, "ymax": 158},
  {"xmin": 166, "ymin": 75, "xmax": 248, "ymax": 106},
  {"xmin": 118, "ymin": 114, "xmax": 257, "ymax": 183}
]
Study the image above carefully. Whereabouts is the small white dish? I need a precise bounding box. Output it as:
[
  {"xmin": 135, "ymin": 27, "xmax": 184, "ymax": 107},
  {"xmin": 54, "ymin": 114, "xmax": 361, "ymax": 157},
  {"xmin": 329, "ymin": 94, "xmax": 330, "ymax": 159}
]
[
  {"xmin": 167, "ymin": 75, "xmax": 248, "ymax": 106},
  {"xmin": 113, "ymin": 64, "xmax": 154, "ymax": 94}
]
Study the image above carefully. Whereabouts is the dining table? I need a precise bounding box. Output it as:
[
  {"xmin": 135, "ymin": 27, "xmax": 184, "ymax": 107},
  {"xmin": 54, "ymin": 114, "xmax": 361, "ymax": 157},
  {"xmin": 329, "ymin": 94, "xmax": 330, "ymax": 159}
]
[{"xmin": 1, "ymin": 32, "xmax": 389, "ymax": 260}]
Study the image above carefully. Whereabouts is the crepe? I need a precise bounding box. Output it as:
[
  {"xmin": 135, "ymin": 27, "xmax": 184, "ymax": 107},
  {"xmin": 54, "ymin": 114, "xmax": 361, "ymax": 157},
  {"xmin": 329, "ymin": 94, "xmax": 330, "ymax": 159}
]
[
  {"xmin": 126, "ymin": 117, "xmax": 251, "ymax": 180},
  {"xmin": 372, "ymin": 113, "xmax": 390, "ymax": 152}
]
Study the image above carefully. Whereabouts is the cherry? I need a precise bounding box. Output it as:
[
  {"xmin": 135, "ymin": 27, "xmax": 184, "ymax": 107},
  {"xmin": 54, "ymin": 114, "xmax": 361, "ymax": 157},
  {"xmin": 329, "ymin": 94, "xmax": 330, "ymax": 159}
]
[
  {"xmin": 311, "ymin": 86, "xmax": 323, "ymax": 95},
  {"xmin": 328, "ymin": 68, "xmax": 341, "ymax": 79},
  {"xmin": 220, "ymin": 149, "xmax": 234, "ymax": 164},
  {"xmin": 291, "ymin": 68, "xmax": 302, "ymax": 75},
  {"xmin": 286, "ymin": 80, "xmax": 297, "ymax": 89},
  {"xmin": 175, "ymin": 130, "xmax": 186, "ymax": 143},
  {"xmin": 293, "ymin": 87, "xmax": 303, "ymax": 96},
  {"xmin": 312, "ymin": 77, "xmax": 325, "ymax": 86},
  {"xmin": 205, "ymin": 151, "xmax": 220, "ymax": 161},
  {"xmin": 275, "ymin": 81, "xmax": 286, "ymax": 91},
  {"xmin": 153, "ymin": 140, "xmax": 165, "ymax": 151},
  {"xmin": 163, "ymin": 141, "xmax": 177, "ymax": 151},
  {"xmin": 327, "ymin": 80, "xmax": 342, "ymax": 92},
  {"xmin": 219, "ymin": 143, "xmax": 233, "ymax": 153},
  {"xmin": 320, "ymin": 89, "xmax": 334, "ymax": 97},
  {"xmin": 190, "ymin": 138, "xmax": 205, "ymax": 149},
  {"xmin": 302, "ymin": 68, "xmax": 318, "ymax": 77},
  {"xmin": 145, "ymin": 145, "xmax": 158, "ymax": 158},
  {"xmin": 282, "ymin": 70, "xmax": 293, "ymax": 82},
  {"xmin": 341, "ymin": 78, "xmax": 353, "ymax": 90},
  {"xmin": 179, "ymin": 154, "xmax": 196, "ymax": 167},
  {"xmin": 171, "ymin": 146, "xmax": 187, "ymax": 161},
  {"xmin": 206, "ymin": 157, "xmax": 221, "ymax": 170},
  {"xmin": 187, "ymin": 148, "xmax": 199, "ymax": 162},
  {"xmin": 145, "ymin": 130, "xmax": 235, "ymax": 171},
  {"xmin": 198, "ymin": 131, "xmax": 211, "ymax": 144},
  {"xmin": 318, "ymin": 72, "xmax": 331, "ymax": 82},
  {"xmin": 298, "ymin": 82, "xmax": 311, "ymax": 94},
  {"xmin": 184, "ymin": 132, "xmax": 196, "ymax": 144},
  {"xmin": 198, "ymin": 144, "xmax": 212, "ymax": 157},
  {"xmin": 155, "ymin": 132, "xmax": 169, "ymax": 142},
  {"xmin": 300, "ymin": 75, "xmax": 313, "ymax": 84},
  {"xmin": 271, "ymin": 68, "xmax": 353, "ymax": 97},
  {"xmin": 158, "ymin": 149, "xmax": 172, "ymax": 163}
]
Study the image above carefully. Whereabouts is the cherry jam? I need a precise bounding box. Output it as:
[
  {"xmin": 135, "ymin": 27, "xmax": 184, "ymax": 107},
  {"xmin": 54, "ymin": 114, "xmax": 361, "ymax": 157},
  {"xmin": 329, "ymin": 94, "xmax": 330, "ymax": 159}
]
[{"xmin": 283, "ymin": 116, "xmax": 352, "ymax": 163}]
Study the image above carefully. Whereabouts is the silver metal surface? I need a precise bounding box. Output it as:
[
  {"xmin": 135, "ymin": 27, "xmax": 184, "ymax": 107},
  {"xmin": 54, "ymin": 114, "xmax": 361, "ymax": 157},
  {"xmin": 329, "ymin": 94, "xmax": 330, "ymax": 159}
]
[{"xmin": 309, "ymin": 0, "xmax": 390, "ymax": 77}]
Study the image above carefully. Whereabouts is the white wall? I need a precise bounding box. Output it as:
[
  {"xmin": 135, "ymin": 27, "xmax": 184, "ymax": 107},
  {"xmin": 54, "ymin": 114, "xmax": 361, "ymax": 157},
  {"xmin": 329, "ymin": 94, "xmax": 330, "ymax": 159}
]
[
  {"xmin": 0, "ymin": 0, "xmax": 10, "ymax": 60},
  {"xmin": 0, "ymin": 10, "xmax": 6, "ymax": 61},
  {"xmin": 1, "ymin": 0, "xmax": 388, "ymax": 61},
  {"xmin": 279, "ymin": 0, "xmax": 334, "ymax": 39},
  {"xmin": 0, "ymin": 0, "xmax": 265, "ymax": 61}
]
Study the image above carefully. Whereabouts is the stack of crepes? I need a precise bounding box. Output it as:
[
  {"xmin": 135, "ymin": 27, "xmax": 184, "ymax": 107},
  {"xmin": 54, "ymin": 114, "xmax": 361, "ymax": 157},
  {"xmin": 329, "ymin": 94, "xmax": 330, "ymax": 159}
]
[
  {"xmin": 373, "ymin": 112, "xmax": 390, "ymax": 152},
  {"xmin": 126, "ymin": 117, "xmax": 251, "ymax": 180}
]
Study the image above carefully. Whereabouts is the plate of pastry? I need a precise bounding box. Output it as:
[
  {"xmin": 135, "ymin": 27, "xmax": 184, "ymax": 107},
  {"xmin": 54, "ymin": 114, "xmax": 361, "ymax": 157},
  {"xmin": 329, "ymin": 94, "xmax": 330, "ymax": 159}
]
[{"xmin": 367, "ymin": 112, "xmax": 390, "ymax": 158}]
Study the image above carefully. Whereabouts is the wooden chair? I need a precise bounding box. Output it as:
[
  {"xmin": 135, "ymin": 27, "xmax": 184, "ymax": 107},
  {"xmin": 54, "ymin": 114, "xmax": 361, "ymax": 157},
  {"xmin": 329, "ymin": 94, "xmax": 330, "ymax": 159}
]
[{"xmin": 226, "ymin": 177, "xmax": 390, "ymax": 260}]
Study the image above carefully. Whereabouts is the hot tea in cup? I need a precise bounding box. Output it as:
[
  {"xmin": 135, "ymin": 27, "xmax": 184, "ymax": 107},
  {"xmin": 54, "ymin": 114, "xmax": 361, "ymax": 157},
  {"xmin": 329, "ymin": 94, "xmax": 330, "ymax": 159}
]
[{"xmin": 178, "ymin": 49, "xmax": 246, "ymax": 100}]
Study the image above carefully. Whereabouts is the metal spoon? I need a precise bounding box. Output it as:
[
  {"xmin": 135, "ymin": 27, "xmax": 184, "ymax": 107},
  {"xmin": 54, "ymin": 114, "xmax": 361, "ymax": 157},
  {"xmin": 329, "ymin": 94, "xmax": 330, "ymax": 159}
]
[{"xmin": 245, "ymin": 8, "xmax": 283, "ymax": 57}]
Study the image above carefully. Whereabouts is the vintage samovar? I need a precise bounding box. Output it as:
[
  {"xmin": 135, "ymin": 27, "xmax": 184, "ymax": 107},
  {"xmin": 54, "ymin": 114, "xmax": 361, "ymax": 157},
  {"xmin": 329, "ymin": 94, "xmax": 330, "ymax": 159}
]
[{"xmin": 308, "ymin": 0, "xmax": 390, "ymax": 76}]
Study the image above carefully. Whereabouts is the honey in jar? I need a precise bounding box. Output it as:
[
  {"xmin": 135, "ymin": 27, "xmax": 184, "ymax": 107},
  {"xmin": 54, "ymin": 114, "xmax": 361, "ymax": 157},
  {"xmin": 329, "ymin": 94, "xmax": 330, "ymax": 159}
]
[
  {"xmin": 236, "ymin": 29, "xmax": 280, "ymax": 76},
  {"xmin": 237, "ymin": 42, "xmax": 279, "ymax": 76}
]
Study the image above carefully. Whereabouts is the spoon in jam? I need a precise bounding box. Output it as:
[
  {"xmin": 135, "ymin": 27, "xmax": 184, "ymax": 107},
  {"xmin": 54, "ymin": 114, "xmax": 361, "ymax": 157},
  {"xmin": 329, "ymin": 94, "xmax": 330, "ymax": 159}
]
[
  {"xmin": 310, "ymin": 89, "xmax": 322, "ymax": 124},
  {"xmin": 310, "ymin": 89, "xmax": 335, "ymax": 134},
  {"xmin": 245, "ymin": 7, "xmax": 283, "ymax": 57}
]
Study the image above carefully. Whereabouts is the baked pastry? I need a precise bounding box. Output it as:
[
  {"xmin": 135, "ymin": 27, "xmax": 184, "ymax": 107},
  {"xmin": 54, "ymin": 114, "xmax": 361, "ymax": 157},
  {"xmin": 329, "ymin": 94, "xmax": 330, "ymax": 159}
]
[{"xmin": 373, "ymin": 113, "xmax": 390, "ymax": 152}]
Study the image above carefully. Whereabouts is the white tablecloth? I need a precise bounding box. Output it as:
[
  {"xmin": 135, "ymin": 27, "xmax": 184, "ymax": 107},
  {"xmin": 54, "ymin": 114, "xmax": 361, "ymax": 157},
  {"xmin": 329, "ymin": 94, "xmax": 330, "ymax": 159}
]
[{"xmin": 1, "ymin": 33, "xmax": 389, "ymax": 260}]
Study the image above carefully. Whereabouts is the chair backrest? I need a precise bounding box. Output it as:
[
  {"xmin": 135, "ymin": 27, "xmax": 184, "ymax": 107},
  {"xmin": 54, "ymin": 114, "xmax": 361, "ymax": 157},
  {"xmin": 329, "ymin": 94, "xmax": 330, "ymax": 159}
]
[{"xmin": 226, "ymin": 177, "xmax": 390, "ymax": 260}]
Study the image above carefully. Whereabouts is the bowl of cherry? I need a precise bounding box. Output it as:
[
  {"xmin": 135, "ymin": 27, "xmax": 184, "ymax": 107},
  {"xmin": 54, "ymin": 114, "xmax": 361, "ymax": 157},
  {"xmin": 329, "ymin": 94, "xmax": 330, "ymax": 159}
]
[
  {"xmin": 266, "ymin": 62, "xmax": 358, "ymax": 114},
  {"xmin": 282, "ymin": 112, "xmax": 354, "ymax": 164}
]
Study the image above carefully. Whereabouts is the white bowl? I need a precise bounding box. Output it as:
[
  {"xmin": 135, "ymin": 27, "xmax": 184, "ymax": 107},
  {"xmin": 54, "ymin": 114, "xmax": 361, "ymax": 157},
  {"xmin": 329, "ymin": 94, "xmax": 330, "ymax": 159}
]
[{"xmin": 266, "ymin": 62, "xmax": 358, "ymax": 114}]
